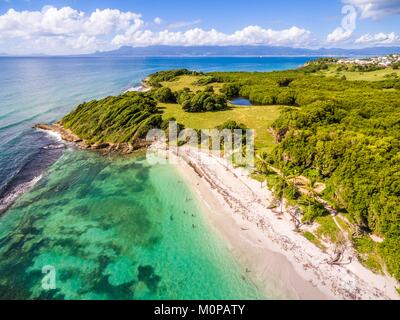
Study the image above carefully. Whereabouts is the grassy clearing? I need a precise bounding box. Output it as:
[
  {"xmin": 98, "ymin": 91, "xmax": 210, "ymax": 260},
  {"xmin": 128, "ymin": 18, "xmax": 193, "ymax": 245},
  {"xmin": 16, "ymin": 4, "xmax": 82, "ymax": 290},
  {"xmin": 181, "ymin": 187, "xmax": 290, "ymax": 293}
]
[
  {"xmin": 315, "ymin": 216, "xmax": 342, "ymax": 243},
  {"xmin": 319, "ymin": 66, "xmax": 400, "ymax": 81},
  {"xmin": 353, "ymin": 236, "xmax": 384, "ymax": 274},
  {"xmin": 159, "ymin": 102, "xmax": 281, "ymax": 152},
  {"xmin": 303, "ymin": 231, "xmax": 326, "ymax": 250},
  {"xmin": 335, "ymin": 215, "xmax": 353, "ymax": 235},
  {"xmin": 161, "ymin": 75, "xmax": 224, "ymax": 93},
  {"xmin": 158, "ymin": 74, "xmax": 282, "ymax": 152}
]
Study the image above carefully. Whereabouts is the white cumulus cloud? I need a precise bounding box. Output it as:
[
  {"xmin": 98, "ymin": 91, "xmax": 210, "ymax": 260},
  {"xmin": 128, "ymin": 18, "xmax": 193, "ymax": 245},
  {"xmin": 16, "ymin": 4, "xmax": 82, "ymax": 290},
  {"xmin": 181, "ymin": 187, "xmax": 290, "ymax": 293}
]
[
  {"xmin": 355, "ymin": 32, "xmax": 400, "ymax": 44},
  {"xmin": 112, "ymin": 26, "xmax": 312, "ymax": 47},
  {"xmin": 0, "ymin": 6, "xmax": 143, "ymax": 37},
  {"xmin": 83, "ymin": 9, "xmax": 143, "ymax": 36},
  {"xmin": 0, "ymin": 6, "xmax": 143, "ymax": 54},
  {"xmin": 0, "ymin": 6, "xmax": 314, "ymax": 54},
  {"xmin": 343, "ymin": 0, "xmax": 400, "ymax": 19},
  {"xmin": 326, "ymin": 27, "xmax": 354, "ymax": 43}
]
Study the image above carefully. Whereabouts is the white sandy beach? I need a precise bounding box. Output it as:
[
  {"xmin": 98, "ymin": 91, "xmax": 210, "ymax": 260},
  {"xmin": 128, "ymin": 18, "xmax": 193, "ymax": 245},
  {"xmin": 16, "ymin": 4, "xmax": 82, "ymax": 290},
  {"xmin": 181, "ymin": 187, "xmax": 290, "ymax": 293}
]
[
  {"xmin": 149, "ymin": 143, "xmax": 399, "ymax": 300},
  {"xmin": 124, "ymin": 80, "xmax": 152, "ymax": 93}
]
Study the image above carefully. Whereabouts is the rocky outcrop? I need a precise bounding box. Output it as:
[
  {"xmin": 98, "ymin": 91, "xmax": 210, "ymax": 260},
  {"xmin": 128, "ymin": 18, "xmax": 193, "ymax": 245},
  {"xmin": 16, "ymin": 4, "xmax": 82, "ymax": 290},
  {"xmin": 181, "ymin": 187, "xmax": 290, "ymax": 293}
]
[{"xmin": 35, "ymin": 123, "xmax": 150, "ymax": 155}]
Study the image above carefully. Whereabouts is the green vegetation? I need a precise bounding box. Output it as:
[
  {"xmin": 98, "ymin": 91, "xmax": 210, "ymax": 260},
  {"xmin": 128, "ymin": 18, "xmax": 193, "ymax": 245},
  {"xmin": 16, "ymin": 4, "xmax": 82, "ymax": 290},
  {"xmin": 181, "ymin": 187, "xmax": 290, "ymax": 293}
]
[
  {"xmin": 300, "ymin": 197, "xmax": 329, "ymax": 224},
  {"xmin": 160, "ymin": 75, "xmax": 224, "ymax": 93},
  {"xmin": 169, "ymin": 65, "xmax": 399, "ymax": 282},
  {"xmin": 214, "ymin": 72, "xmax": 300, "ymax": 106},
  {"xmin": 315, "ymin": 216, "xmax": 342, "ymax": 244},
  {"xmin": 303, "ymin": 231, "xmax": 325, "ymax": 250},
  {"xmin": 178, "ymin": 89, "xmax": 228, "ymax": 112},
  {"xmin": 62, "ymin": 63, "xmax": 400, "ymax": 283},
  {"xmin": 147, "ymin": 69, "xmax": 203, "ymax": 87},
  {"xmin": 353, "ymin": 236, "xmax": 384, "ymax": 274},
  {"xmin": 216, "ymin": 120, "xmax": 248, "ymax": 132},
  {"xmin": 154, "ymin": 87, "xmax": 176, "ymax": 103},
  {"xmin": 220, "ymin": 83, "xmax": 241, "ymax": 98},
  {"xmin": 335, "ymin": 216, "xmax": 353, "ymax": 235},
  {"xmin": 301, "ymin": 58, "xmax": 332, "ymax": 73},
  {"xmin": 319, "ymin": 64, "xmax": 400, "ymax": 81},
  {"xmin": 264, "ymin": 73, "xmax": 400, "ymax": 279},
  {"xmin": 338, "ymin": 63, "xmax": 383, "ymax": 73},
  {"xmin": 159, "ymin": 102, "xmax": 281, "ymax": 152},
  {"xmin": 235, "ymin": 65, "xmax": 400, "ymax": 281},
  {"xmin": 61, "ymin": 92, "xmax": 162, "ymax": 145},
  {"xmin": 194, "ymin": 75, "xmax": 222, "ymax": 85},
  {"xmin": 379, "ymin": 238, "xmax": 400, "ymax": 281},
  {"xmin": 148, "ymin": 71, "xmax": 229, "ymax": 113}
]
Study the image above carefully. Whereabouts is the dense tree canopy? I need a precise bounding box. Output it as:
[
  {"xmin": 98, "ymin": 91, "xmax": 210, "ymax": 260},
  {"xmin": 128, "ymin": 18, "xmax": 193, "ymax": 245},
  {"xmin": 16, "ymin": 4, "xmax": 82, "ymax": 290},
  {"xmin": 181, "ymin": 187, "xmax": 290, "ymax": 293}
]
[
  {"xmin": 208, "ymin": 68, "xmax": 400, "ymax": 282},
  {"xmin": 180, "ymin": 91, "xmax": 228, "ymax": 112},
  {"xmin": 61, "ymin": 92, "xmax": 162, "ymax": 144},
  {"xmin": 154, "ymin": 87, "xmax": 176, "ymax": 103}
]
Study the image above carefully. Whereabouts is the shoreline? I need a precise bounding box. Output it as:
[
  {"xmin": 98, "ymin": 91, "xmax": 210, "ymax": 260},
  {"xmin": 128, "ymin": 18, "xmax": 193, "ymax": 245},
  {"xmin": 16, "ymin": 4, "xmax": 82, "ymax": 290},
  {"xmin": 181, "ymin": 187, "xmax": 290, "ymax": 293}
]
[
  {"xmin": 171, "ymin": 151, "xmax": 328, "ymax": 299},
  {"xmin": 124, "ymin": 78, "xmax": 152, "ymax": 93},
  {"xmin": 150, "ymin": 143, "xmax": 399, "ymax": 300},
  {"xmin": 31, "ymin": 72, "xmax": 399, "ymax": 299},
  {"xmin": 32, "ymin": 124, "xmax": 399, "ymax": 300},
  {"xmin": 35, "ymin": 79, "xmax": 153, "ymax": 155},
  {"xmin": 35, "ymin": 123, "xmax": 149, "ymax": 154}
]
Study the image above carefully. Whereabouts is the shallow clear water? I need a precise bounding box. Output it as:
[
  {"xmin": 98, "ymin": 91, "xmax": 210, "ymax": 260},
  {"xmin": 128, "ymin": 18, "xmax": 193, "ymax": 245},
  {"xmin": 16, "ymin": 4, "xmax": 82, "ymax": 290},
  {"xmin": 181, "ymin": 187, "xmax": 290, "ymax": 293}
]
[
  {"xmin": 0, "ymin": 56, "xmax": 312, "ymax": 200},
  {"xmin": 0, "ymin": 149, "xmax": 273, "ymax": 299},
  {"xmin": 0, "ymin": 56, "xmax": 312, "ymax": 299}
]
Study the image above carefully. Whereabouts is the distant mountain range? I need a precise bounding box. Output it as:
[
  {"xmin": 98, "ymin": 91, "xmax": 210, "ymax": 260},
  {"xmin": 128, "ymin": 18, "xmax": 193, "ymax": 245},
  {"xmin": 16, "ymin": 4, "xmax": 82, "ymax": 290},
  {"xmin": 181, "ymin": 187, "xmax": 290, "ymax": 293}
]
[
  {"xmin": 89, "ymin": 45, "xmax": 400, "ymax": 57},
  {"xmin": 1, "ymin": 46, "xmax": 399, "ymax": 58}
]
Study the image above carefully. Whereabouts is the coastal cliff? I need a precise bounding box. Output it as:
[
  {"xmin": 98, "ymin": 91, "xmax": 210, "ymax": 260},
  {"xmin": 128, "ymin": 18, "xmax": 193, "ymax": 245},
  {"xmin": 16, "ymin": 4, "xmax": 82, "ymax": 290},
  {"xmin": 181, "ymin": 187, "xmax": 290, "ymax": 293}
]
[
  {"xmin": 35, "ymin": 123, "xmax": 148, "ymax": 154},
  {"xmin": 36, "ymin": 90, "xmax": 163, "ymax": 154}
]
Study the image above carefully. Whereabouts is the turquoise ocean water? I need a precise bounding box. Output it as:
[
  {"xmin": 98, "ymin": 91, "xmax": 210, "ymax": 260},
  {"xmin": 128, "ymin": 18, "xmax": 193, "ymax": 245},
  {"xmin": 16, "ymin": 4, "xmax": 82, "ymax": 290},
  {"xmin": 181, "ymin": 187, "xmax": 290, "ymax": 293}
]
[{"xmin": 0, "ymin": 56, "xmax": 312, "ymax": 299}]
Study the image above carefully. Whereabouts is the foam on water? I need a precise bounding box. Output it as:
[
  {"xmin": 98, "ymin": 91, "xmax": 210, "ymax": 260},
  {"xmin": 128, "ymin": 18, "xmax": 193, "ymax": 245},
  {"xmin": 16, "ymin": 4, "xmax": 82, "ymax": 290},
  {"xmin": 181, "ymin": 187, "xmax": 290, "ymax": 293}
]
[
  {"xmin": 124, "ymin": 85, "xmax": 146, "ymax": 93},
  {"xmin": 0, "ymin": 150, "xmax": 271, "ymax": 299},
  {"xmin": 0, "ymin": 174, "xmax": 43, "ymax": 214},
  {"xmin": 38, "ymin": 128, "xmax": 63, "ymax": 143}
]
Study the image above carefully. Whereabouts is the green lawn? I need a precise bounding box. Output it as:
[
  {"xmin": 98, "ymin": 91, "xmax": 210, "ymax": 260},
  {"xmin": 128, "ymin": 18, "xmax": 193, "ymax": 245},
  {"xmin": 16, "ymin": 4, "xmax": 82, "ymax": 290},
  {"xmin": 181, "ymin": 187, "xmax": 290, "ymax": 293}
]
[
  {"xmin": 161, "ymin": 75, "xmax": 224, "ymax": 93},
  {"xmin": 315, "ymin": 216, "xmax": 342, "ymax": 243},
  {"xmin": 353, "ymin": 236, "xmax": 384, "ymax": 274},
  {"xmin": 159, "ymin": 75, "xmax": 282, "ymax": 152},
  {"xmin": 319, "ymin": 66, "xmax": 400, "ymax": 81},
  {"xmin": 159, "ymin": 103, "xmax": 282, "ymax": 152},
  {"xmin": 303, "ymin": 231, "xmax": 326, "ymax": 250}
]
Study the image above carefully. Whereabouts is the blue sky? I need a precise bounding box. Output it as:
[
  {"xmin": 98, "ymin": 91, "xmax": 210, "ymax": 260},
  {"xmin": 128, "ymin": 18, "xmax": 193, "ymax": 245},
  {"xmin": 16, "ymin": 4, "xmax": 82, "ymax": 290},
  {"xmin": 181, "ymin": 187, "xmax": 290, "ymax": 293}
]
[{"xmin": 0, "ymin": 0, "xmax": 399, "ymax": 54}]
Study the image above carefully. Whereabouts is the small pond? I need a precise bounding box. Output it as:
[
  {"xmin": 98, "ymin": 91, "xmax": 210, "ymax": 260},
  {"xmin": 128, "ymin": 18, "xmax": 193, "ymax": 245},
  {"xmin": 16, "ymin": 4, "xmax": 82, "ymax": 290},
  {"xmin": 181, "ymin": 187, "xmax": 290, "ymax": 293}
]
[{"xmin": 230, "ymin": 97, "xmax": 253, "ymax": 106}]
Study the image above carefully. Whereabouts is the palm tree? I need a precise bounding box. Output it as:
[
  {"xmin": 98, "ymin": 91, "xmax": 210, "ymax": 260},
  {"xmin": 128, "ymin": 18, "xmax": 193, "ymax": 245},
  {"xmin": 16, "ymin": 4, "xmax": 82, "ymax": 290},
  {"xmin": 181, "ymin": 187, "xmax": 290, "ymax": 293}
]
[
  {"xmin": 256, "ymin": 152, "xmax": 269, "ymax": 174},
  {"xmin": 255, "ymin": 152, "xmax": 270, "ymax": 188},
  {"xmin": 277, "ymin": 168, "xmax": 297, "ymax": 215},
  {"xmin": 303, "ymin": 177, "xmax": 318, "ymax": 214}
]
